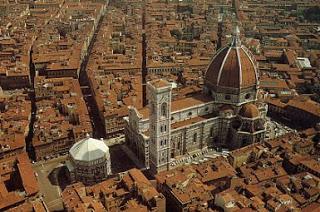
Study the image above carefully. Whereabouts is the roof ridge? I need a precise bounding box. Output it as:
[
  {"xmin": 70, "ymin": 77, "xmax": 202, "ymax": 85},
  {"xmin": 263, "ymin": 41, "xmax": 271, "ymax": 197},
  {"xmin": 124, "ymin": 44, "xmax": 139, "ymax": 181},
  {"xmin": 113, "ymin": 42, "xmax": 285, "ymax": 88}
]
[
  {"xmin": 236, "ymin": 47, "xmax": 242, "ymax": 88},
  {"xmin": 217, "ymin": 47, "xmax": 232, "ymax": 86}
]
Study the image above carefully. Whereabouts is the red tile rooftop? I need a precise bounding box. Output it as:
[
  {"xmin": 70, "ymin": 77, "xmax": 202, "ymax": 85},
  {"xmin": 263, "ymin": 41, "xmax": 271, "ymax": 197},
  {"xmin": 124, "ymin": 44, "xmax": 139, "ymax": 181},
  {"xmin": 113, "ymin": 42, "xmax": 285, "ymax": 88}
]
[
  {"xmin": 0, "ymin": 192, "xmax": 24, "ymax": 211},
  {"xmin": 138, "ymin": 94, "xmax": 212, "ymax": 119},
  {"xmin": 0, "ymin": 152, "xmax": 40, "ymax": 210},
  {"xmin": 17, "ymin": 153, "xmax": 39, "ymax": 196},
  {"xmin": 287, "ymin": 96, "xmax": 320, "ymax": 117}
]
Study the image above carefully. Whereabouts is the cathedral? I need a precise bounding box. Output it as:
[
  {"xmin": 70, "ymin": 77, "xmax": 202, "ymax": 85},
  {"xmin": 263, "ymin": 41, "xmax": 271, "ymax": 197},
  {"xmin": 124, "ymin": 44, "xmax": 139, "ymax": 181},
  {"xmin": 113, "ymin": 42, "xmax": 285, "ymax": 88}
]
[{"xmin": 124, "ymin": 28, "xmax": 268, "ymax": 174}]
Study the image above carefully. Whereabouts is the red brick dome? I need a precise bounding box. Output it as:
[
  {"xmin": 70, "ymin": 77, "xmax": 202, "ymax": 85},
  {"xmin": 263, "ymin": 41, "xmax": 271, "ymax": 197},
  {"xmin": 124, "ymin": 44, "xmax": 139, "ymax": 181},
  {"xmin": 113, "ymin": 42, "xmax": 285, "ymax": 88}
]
[
  {"xmin": 239, "ymin": 103, "xmax": 260, "ymax": 118},
  {"xmin": 205, "ymin": 34, "xmax": 258, "ymax": 90}
]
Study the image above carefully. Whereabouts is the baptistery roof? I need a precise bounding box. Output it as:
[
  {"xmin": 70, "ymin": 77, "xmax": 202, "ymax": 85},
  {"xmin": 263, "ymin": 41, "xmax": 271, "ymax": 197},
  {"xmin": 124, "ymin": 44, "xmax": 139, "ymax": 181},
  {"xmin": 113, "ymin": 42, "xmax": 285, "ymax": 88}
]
[
  {"xmin": 69, "ymin": 137, "xmax": 109, "ymax": 162},
  {"xmin": 205, "ymin": 27, "xmax": 258, "ymax": 90}
]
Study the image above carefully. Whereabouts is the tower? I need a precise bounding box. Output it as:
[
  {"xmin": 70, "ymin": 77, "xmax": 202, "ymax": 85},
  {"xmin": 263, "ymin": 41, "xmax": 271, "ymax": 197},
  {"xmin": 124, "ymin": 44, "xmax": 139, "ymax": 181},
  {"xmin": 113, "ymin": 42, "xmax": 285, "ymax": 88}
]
[{"xmin": 147, "ymin": 79, "xmax": 172, "ymax": 174}]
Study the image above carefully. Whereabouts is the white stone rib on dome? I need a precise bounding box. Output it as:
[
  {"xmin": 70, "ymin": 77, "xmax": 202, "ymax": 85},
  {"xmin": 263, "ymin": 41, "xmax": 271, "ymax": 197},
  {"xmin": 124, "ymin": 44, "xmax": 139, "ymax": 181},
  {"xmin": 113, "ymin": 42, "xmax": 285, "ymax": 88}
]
[{"xmin": 69, "ymin": 137, "xmax": 109, "ymax": 162}]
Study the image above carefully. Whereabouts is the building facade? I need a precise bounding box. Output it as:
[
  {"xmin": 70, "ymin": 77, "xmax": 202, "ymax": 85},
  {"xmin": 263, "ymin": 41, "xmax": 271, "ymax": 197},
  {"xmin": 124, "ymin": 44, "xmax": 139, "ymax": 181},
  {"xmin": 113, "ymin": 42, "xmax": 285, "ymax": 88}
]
[{"xmin": 125, "ymin": 28, "xmax": 268, "ymax": 174}]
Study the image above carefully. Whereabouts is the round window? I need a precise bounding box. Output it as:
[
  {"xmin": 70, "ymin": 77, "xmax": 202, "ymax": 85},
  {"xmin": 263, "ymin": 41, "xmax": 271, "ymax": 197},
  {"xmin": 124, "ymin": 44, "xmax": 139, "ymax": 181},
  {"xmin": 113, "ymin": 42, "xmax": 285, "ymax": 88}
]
[{"xmin": 245, "ymin": 93, "xmax": 251, "ymax": 99}]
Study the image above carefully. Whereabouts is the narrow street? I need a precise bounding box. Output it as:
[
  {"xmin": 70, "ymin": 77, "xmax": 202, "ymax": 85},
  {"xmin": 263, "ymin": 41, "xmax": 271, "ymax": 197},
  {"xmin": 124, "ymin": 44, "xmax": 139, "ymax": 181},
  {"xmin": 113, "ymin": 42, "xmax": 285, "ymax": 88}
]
[
  {"xmin": 25, "ymin": 0, "xmax": 67, "ymax": 160},
  {"xmin": 141, "ymin": 0, "xmax": 147, "ymax": 107},
  {"xmin": 25, "ymin": 49, "xmax": 36, "ymax": 161},
  {"xmin": 79, "ymin": 13, "xmax": 107, "ymax": 139}
]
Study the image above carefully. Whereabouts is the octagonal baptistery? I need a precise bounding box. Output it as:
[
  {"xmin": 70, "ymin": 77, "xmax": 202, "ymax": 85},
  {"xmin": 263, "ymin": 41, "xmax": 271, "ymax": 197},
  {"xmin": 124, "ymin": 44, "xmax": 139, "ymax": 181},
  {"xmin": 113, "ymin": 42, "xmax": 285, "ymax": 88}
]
[
  {"xmin": 204, "ymin": 27, "xmax": 259, "ymax": 106},
  {"xmin": 68, "ymin": 137, "xmax": 111, "ymax": 185}
]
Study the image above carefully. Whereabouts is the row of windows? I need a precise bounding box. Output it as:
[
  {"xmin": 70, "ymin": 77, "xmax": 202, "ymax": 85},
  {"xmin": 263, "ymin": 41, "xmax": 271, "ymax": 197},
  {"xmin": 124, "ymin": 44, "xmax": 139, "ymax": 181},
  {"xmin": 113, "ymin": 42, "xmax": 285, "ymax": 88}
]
[
  {"xmin": 212, "ymin": 93, "xmax": 252, "ymax": 101},
  {"xmin": 160, "ymin": 139, "xmax": 168, "ymax": 146},
  {"xmin": 170, "ymin": 106, "xmax": 210, "ymax": 121},
  {"xmin": 160, "ymin": 125, "xmax": 167, "ymax": 132}
]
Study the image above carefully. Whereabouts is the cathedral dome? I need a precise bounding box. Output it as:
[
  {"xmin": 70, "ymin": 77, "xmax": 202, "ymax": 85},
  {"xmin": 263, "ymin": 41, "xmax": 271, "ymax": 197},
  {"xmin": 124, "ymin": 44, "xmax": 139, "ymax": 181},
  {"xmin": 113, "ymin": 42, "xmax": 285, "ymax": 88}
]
[
  {"xmin": 69, "ymin": 137, "xmax": 109, "ymax": 162},
  {"xmin": 204, "ymin": 27, "xmax": 258, "ymax": 91},
  {"xmin": 239, "ymin": 103, "xmax": 260, "ymax": 118}
]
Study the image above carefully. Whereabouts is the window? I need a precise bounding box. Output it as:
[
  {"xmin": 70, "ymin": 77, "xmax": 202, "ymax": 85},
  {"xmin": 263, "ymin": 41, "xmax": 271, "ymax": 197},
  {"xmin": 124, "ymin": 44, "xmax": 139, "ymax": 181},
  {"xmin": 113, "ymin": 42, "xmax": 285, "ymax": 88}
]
[
  {"xmin": 210, "ymin": 127, "xmax": 214, "ymax": 137},
  {"xmin": 161, "ymin": 103, "xmax": 167, "ymax": 117},
  {"xmin": 160, "ymin": 126, "xmax": 163, "ymax": 132},
  {"xmin": 151, "ymin": 103, "xmax": 155, "ymax": 113},
  {"xmin": 193, "ymin": 133, "xmax": 197, "ymax": 143},
  {"xmin": 245, "ymin": 93, "xmax": 251, "ymax": 99},
  {"xmin": 188, "ymin": 111, "xmax": 192, "ymax": 116},
  {"xmin": 225, "ymin": 95, "xmax": 231, "ymax": 100},
  {"xmin": 177, "ymin": 142, "xmax": 181, "ymax": 150},
  {"xmin": 205, "ymin": 107, "xmax": 209, "ymax": 112},
  {"xmin": 161, "ymin": 140, "xmax": 167, "ymax": 146}
]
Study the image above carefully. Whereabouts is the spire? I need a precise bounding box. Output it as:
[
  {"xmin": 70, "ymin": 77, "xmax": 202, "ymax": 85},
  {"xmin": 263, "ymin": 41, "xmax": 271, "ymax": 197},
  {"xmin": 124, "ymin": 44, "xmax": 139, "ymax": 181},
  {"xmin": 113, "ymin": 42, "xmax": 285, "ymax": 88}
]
[{"xmin": 231, "ymin": 25, "xmax": 241, "ymax": 47}]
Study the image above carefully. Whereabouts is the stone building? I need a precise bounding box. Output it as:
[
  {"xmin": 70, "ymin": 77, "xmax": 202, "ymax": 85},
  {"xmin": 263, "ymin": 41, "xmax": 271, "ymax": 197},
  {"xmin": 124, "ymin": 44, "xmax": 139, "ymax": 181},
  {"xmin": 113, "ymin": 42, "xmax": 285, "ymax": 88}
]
[
  {"xmin": 124, "ymin": 27, "xmax": 268, "ymax": 174},
  {"xmin": 67, "ymin": 136, "xmax": 112, "ymax": 185}
]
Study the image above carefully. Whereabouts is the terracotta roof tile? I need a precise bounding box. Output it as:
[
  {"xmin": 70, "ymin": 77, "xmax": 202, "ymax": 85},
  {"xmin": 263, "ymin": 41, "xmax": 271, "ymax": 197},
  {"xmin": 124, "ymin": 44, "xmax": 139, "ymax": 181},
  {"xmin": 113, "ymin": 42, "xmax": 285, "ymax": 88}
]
[
  {"xmin": 205, "ymin": 45, "xmax": 257, "ymax": 89},
  {"xmin": 219, "ymin": 48, "xmax": 240, "ymax": 88},
  {"xmin": 239, "ymin": 103, "xmax": 260, "ymax": 118}
]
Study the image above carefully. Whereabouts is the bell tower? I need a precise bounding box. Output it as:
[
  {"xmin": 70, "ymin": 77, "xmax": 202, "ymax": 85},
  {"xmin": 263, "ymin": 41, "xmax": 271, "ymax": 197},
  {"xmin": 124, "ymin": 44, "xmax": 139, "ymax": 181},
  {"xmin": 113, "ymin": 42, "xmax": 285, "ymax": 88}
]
[{"xmin": 147, "ymin": 79, "xmax": 172, "ymax": 174}]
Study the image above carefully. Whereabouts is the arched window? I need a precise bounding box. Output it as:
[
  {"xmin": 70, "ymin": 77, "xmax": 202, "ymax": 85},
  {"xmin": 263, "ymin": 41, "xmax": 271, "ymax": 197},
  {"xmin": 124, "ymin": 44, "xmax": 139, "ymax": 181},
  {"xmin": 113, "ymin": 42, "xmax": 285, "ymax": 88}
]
[
  {"xmin": 161, "ymin": 102, "xmax": 167, "ymax": 117},
  {"xmin": 225, "ymin": 95, "xmax": 231, "ymax": 100},
  {"xmin": 193, "ymin": 133, "xmax": 197, "ymax": 143}
]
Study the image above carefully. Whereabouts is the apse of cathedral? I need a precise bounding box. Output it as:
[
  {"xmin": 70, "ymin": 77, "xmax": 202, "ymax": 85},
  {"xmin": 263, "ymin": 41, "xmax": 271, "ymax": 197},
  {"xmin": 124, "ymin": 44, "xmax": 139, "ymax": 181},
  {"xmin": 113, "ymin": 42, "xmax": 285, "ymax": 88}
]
[{"xmin": 124, "ymin": 26, "xmax": 268, "ymax": 174}]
